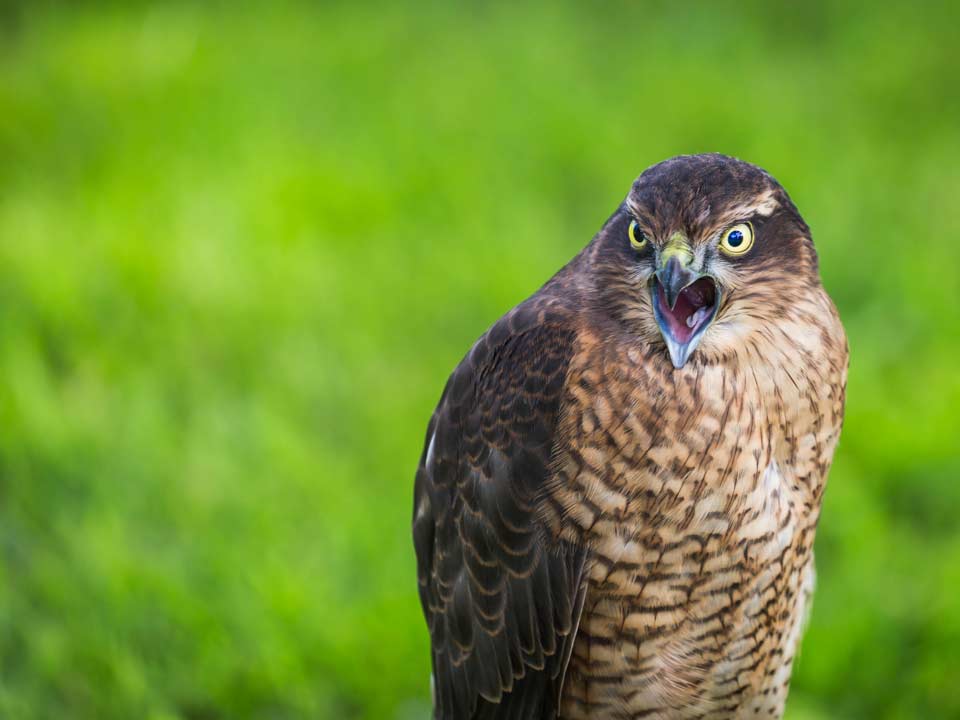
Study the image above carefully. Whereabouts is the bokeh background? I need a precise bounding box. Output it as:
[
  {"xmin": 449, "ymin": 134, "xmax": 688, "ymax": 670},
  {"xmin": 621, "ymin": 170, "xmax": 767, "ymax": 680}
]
[{"xmin": 1, "ymin": 1, "xmax": 958, "ymax": 718}]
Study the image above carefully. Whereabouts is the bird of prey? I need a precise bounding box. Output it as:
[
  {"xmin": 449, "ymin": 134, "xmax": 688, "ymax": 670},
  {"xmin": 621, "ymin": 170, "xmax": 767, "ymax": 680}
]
[{"xmin": 412, "ymin": 154, "xmax": 848, "ymax": 719}]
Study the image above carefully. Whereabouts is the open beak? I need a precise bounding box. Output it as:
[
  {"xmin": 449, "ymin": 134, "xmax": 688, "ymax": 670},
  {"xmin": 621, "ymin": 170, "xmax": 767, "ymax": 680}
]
[{"xmin": 651, "ymin": 252, "xmax": 720, "ymax": 368}]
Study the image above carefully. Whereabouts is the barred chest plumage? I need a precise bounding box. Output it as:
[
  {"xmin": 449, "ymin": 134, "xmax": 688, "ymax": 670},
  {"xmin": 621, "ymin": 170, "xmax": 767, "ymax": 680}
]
[
  {"xmin": 544, "ymin": 320, "xmax": 845, "ymax": 719},
  {"xmin": 414, "ymin": 155, "xmax": 850, "ymax": 720}
]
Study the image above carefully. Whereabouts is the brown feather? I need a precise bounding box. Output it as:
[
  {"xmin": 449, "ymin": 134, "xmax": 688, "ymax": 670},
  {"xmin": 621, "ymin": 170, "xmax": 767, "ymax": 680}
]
[{"xmin": 414, "ymin": 154, "xmax": 848, "ymax": 719}]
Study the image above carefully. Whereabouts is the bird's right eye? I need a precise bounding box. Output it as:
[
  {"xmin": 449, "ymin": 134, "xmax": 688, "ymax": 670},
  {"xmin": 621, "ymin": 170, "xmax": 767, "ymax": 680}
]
[{"xmin": 628, "ymin": 220, "xmax": 647, "ymax": 250}]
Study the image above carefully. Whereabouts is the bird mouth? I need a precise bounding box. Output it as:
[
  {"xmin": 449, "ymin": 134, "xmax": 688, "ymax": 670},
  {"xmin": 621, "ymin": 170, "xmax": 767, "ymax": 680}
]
[{"xmin": 651, "ymin": 276, "xmax": 719, "ymax": 368}]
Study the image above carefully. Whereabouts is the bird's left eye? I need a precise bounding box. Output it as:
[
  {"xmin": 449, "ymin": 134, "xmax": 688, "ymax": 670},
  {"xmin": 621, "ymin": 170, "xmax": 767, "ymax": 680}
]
[
  {"xmin": 719, "ymin": 223, "xmax": 754, "ymax": 256},
  {"xmin": 628, "ymin": 220, "xmax": 647, "ymax": 249}
]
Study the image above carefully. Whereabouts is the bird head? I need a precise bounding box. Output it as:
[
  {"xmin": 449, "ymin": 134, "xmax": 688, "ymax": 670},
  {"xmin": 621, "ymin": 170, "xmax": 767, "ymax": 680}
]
[{"xmin": 590, "ymin": 154, "xmax": 821, "ymax": 369}]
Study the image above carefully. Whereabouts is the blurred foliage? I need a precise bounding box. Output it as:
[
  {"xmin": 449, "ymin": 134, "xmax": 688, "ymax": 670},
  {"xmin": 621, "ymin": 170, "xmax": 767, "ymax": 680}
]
[{"xmin": 0, "ymin": 1, "xmax": 958, "ymax": 718}]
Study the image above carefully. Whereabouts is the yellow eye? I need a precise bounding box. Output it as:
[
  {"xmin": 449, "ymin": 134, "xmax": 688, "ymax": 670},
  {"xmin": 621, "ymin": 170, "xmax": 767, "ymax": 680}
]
[
  {"xmin": 628, "ymin": 220, "xmax": 647, "ymax": 249},
  {"xmin": 719, "ymin": 222, "xmax": 754, "ymax": 256}
]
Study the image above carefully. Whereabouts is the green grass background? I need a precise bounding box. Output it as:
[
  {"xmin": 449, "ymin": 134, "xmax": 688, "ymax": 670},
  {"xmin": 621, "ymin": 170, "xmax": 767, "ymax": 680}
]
[{"xmin": 1, "ymin": 1, "xmax": 958, "ymax": 718}]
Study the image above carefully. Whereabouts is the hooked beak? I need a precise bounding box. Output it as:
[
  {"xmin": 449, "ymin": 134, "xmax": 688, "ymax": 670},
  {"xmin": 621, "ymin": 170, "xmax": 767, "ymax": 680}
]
[
  {"xmin": 651, "ymin": 247, "xmax": 720, "ymax": 369},
  {"xmin": 656, "ymin": 255, "xmax": 699, "ymax": 310}
]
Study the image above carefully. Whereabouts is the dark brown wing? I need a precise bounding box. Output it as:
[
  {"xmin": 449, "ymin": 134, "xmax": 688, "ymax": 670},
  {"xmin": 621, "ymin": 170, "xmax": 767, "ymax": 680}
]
[{"xmin": 413, "ymin": 299, "xmax": 588, "ymax": 720}]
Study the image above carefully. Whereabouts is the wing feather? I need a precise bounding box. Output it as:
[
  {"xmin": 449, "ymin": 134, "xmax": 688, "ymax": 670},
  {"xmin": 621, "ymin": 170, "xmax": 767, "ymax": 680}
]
[{"xmin": 413, "ymin": 300, "xmax": 588, "ymax": 719}]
